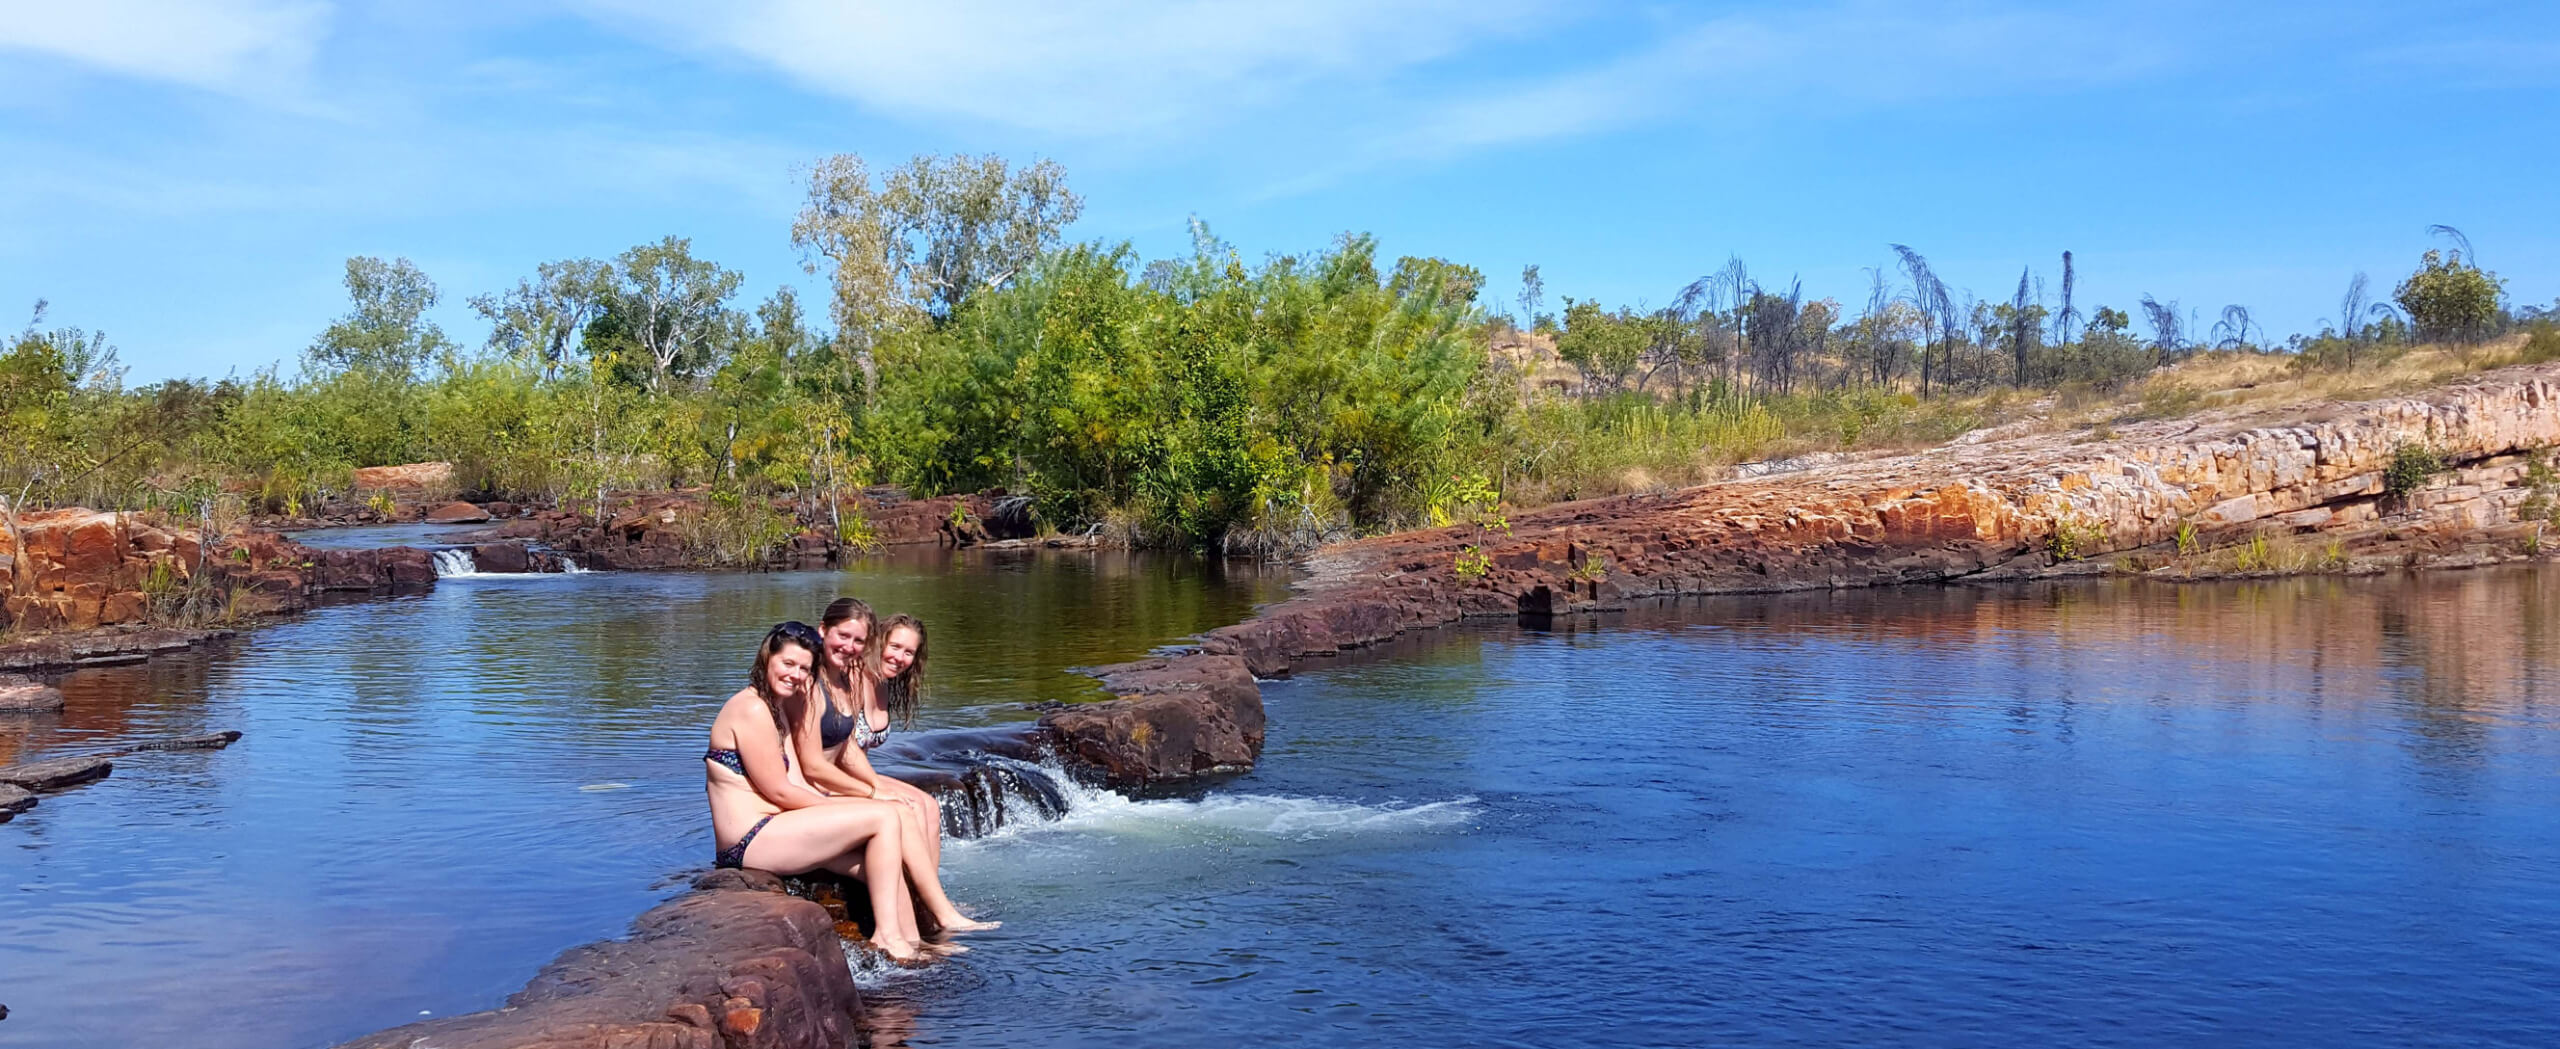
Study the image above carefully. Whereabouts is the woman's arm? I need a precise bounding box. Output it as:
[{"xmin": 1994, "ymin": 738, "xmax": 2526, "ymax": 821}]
[
  {"xmin": 831, "ymin": 724, "xmax": 888, "ymax": 798},
  {"xmin": 728, "ymin": 694, "xmax": 845, "ymax": 811},
  {"xmin": 790, "ymin": 683, "xmax": 880, "ymax": 798}
]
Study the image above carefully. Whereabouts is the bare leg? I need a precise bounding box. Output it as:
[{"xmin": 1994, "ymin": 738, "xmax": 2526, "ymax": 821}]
[
  {"xmin": 740, "ymin": 804, "xmax": 922, "ymax": 962},
  {"xmin": 889, "ymin": 798, "xmax": 998, "ymax": 933},
  {"xmin": 880, "ymin": 777, "xmax": 945, "ymax": 865}
]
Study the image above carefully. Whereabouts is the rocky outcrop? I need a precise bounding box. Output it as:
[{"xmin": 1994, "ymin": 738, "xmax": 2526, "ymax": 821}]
[
  {"xmin": 1041, "ymin": 652, "xmax": 1265, "ymax": 786},
  {"xmin": 1211, "ymin": 362, "xmax": 2560, "ymax": 675},
  {"xmin": 351, "ymin": 461, "xmax": 454, "ymax": 495},
  {"xmin": 1045, "ymin": 362, "xmax": 2560, "ymax": 786},
  {"xmin": 0, "ymin": 509, "xmax": 442, "ymax": 647},
  {"xmin": 335, "ymin": 869, "xmax": 863, "ymax": 1049},
  {"xmin": 425, "ymin": 500, "xmax": 494, "ymax": 524}
]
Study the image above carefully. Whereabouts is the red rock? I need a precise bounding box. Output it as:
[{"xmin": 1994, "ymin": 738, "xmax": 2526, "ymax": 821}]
[
  {"xmin": 334, "ymin": 870, "xmax": 861, "ymax": 1049},
  {"xmin": 424, "ymin": 501, "xmax": 492, "ymax": 524},
  {"xmin": 352, "ymin": 462, "xmax": 454, "ymax": 493},
  {"xmin": 100, "ymin": 590, "xmax": 148, "ymax": 625}
]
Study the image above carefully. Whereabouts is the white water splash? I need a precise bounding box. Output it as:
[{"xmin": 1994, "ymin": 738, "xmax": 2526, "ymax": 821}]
[
  {"xmin": 560, "ymin": 558, "xmax": 591, "ymax": 574},
  {"xmin": 969, "ymin": 759, "xmax": 1476, "ymax": 843},
  {"xmin": 430, "ymin": 549, "xmax": 478, "ymax": 577}
]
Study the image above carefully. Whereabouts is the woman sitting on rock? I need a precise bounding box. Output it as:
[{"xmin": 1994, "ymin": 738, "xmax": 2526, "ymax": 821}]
[
  {"xmin": 705, "ymin": 620, "xmax": 928, "ymax": 961},
  {"xmin": 797, "ymin": 600, "xmax": 996, "ymax": 934}
]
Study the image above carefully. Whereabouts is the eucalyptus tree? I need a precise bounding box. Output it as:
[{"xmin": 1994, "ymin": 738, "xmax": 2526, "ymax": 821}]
[
  {"xmin": 307, "ymin": 256, "xmax": 457, "ymax": 380},
  {"xmin": 2052, "ymin": 251, "xmax": 2079, "ymax": 346},
  {"xmin": 1518, "ymin": 263, "xmax": 1545, "ymax": 331},
  {"xmin": 791, "ymin": 152, "xmax": 1083, "ymax": 384},
  {"xmin": 471, "ymin": 258, "xmax": 613, "ymax": 382},
  {"xmin": 2395, "ymin": 245, "xmax": 2504, "ymax": 346},
  {"xmin": 611, "ymin": 237, "xmax": 743, "ymax": 394},
  {"xmin": 2007, "ymin": 267, "xmax": 2039, "ymax": 384}
]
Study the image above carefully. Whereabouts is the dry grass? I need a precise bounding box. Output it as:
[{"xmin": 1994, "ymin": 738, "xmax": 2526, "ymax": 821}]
[{"xmin": 2060, "ymin": 335, "xmax": 2539, "ymax": 433}]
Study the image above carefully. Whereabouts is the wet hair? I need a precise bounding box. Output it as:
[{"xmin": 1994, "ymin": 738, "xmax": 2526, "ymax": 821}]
[
  {"xmin": 748, "ymin": 621, "xmax": 823, "ymax": 741},
  {"xmin": 867, "ymin": 613, "xmax": 927, "ymax": 728}
]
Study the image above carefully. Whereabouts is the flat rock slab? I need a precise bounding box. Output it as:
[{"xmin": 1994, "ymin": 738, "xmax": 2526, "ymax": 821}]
[
  {"xmin": 122, "ymin": 730, "xmax": 243, "ymax": 753},
  {"xmin": 0, "ymin": 784, "xmax": 33, "ymax": 822},
  {"xmin": 0, "ymin": 756, "xmax": 112, "ymax": 792},
  {"xmin": 0, "ymin": 682, "xmax": 65, "ymax": 712}
]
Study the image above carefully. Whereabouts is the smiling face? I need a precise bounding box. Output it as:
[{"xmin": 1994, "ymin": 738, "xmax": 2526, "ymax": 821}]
[
  {"xmin": 878, "ymin": 624, "xmax": 922, "ymax": 680},
  {"xmin": 764, "ymin": 642, "xmax": 813, "ymax": 699},
  {"xmin": 822, "ymin": 617, "xmax": 869, "ymax": 677}
]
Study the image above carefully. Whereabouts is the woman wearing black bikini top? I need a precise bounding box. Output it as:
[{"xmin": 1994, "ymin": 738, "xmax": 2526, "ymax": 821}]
[
  {"xmin": 795, "ymin": 599, "xmax": 997, "ymax": 935},
  {"xmin": 701, "ymin": 621, "xmax": 927, "ymax": 962}
]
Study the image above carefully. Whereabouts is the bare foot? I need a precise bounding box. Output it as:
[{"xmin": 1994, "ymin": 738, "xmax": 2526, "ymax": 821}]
[
  {"xmin": 937, "ymin": 916, "xmax": 1001, "ymax": 933},
  {"xmin": 871, "ymin": 936, "xmax": 929, "ymax": 965}
]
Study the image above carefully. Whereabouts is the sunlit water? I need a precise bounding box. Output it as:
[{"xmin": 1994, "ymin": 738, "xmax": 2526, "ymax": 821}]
[{"xmin": 7, "ymin": 560, "xmax": 2560, "ymax": 1048}]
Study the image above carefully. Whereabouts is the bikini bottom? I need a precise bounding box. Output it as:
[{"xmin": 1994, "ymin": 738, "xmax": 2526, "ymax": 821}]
[{"xmin": 714, "ymin": 814, "xmax": 776, "ymax": 869}]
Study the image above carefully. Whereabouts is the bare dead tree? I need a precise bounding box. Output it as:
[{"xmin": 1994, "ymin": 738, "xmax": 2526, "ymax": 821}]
[
  {"xmin": 2139, "ymin": 295, "xmax": 2184, "ymax": 361},
  {"xmin": 2426, "ymin": 224, "xmax": 2477, "ymax": 266},
  {"xmin": 2054, "ymin": 251, "xmax": 2079, "ymax": 345},
  {"xmin": 1891, "ymin": 244, "xmax": 1949, "ymax": 398},
  {"xmin": 2009, "ymin": 266, "xmax": 2037, "ymax": 385},
  {"xmin": 2212, "ymin": 304, "xmax": 2259, "ymax": 351}
]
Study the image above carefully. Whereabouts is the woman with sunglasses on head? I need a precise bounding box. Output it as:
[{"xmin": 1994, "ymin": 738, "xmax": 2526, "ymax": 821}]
[
  {"xmin": 798, "ymin": 600, "xmax": 997, "ymax": 934},
  {"xmin": 705, "ymin": 621, "xmax": 929, "ymax": 961}
]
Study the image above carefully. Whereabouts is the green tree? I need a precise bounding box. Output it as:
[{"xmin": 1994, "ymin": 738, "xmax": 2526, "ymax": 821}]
[
  {"xmin": 791, "ymin": 152, "xmax": 1083, "ymax": 373},
  {"xmin": 610, "ymin": 237, "xmax": 743, "ymax": 393},
  {"xmin": 2394, "ymin": 248, "xmax": 2505, "ymax": 345},
  {"xmin": 1556, "ymin": 299, "xmax": 1644, "ymax": 393},
  {"xmin": 307, "ymin": 257, "xmax": 457, "ymax": 379},
  {"xmin": 470, "ymin": 258, "xmax": 613, "ymax": 382}
]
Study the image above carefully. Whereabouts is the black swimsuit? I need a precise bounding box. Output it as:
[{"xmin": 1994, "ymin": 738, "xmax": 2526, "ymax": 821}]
[
  {"xmin": 705, "ymin": 737, "xmax": 791, "ymax": 869},
  {"xmin": 816, "ymin": 678, "xmax": 886, "ymax": 751}
]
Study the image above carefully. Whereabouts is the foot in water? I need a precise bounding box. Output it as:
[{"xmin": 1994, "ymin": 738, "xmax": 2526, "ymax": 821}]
[
  {"xmin": 938, "ymin": 916, "xmax": 1001, "ymax": 933},
  {"xmin": 871, "ymin": 936, "xmax": 930, "ymax": 965}
]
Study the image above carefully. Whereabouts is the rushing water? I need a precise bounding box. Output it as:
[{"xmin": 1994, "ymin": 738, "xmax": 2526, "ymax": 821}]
[{"xmin": 6, "ymin": 559, "xmax": 2559, "ymax": 1048}]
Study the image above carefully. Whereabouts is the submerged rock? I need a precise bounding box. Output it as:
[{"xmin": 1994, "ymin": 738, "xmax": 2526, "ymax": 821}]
[
  {"xmin": 335, "ymin": 869, "xmax": 861, "ymax": 1049},
  {"xmin": 0, "ymin": 676, "xmax": 65, "ymax": 712},
  {"xmin": 121, "ymin": 731, "xmax": 242, "ymax": 753},
  {"xmin": 0, "ymin": 784, "xmax": 32, "ymax": 822},
  {"xmin": 0, "ymin": 755, "xmax": 111, "ymax": 792}
]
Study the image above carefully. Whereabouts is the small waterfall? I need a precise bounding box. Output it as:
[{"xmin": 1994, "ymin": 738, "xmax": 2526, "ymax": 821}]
[
  {"xmin": 559, "ymin": 557, "xmax": 590, "ymax": 574},
  {"xmin": 430, "ymin": 549, "xmax": 477, "ymax": 577},
  {"xmin": 935, "ymin": 756, "xmax": 1072, "ymax": 839}
]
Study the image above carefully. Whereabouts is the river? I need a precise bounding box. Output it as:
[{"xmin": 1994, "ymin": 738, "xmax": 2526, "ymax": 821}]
[{"xmin": 5, "ymin": 556, "xmax": 2558, "ymax": 1047}]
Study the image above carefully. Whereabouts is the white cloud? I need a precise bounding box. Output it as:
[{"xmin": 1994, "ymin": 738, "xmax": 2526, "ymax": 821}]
[
  {"xmin": 0, "ymin": 0, "xmax": 332, "ymax": 95},
  {"xmin": 575, "ymin": 0, "xmax": 1556, "ymax": 137}
]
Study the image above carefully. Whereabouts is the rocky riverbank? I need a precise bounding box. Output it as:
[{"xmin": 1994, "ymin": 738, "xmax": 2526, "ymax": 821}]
[
  {"xmin": 1059, "ymin": 359, "xmax": 2560, "ymax": 786},
  {"xmin": 0, "ymin": 484, "xmax": 1038, "ymax": 670}
]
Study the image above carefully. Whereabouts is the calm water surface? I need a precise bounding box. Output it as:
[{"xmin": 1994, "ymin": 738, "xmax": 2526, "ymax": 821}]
[{"xmin": 6, "ymin": 560, "xmax": 2560, "ymax": 1048}]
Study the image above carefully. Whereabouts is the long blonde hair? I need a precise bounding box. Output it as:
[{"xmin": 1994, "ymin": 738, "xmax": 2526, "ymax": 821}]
[{"xmin": 868, "ymin": 613, "xmax": 926, "ymax": 728}]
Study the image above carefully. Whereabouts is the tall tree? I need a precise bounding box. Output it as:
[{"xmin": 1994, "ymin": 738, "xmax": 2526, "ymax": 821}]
[
  {"xmin": 471, "ymin": 258, "xmax": 612, "ymax": 382},
  {"xmin": 613, "ymin": 237, "xmax": 743, "ymax": 393},
  {"xmin": 1891, "ymin": 245, "xmax": 1948, "ymax": 398},
  {"xmin": 791, "ymin": 152, "xmax": 1083, "ymax": 375},
  {"xmin": 2008, "ymin": 266, "xmax": 2038, "ymax": 385},
  {"xmin": 2053, "ymin": 251, "xmax": 2079, "ymax": 345},
  {"xmin": 1517, "ymin": 264, "xmax": 1544, "ymax": 330},
  {"xmin": 308, "ymin": 256, "xmax": 456, "ymax": 379}
]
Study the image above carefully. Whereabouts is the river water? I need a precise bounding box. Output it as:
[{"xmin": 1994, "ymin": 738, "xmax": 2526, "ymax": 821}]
[{"xmin": 5, "ymin": 558, "xmax": 2559, "ymax": 1047}]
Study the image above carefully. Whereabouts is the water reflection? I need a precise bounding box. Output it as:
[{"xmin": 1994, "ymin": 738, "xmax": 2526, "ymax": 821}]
[{"xmin": 0, "ymin": 549, "xmax": 1283, "ymax": 1049}]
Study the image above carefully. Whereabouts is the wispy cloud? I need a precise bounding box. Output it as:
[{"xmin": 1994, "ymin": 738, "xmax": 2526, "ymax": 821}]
[
  {"xmin": 0, "ymin": 0, "xmax": 333, "ymax": 96},
  {"xmin": 573, "ymin": 0, "xmax": 1557, "ymax": 138}
]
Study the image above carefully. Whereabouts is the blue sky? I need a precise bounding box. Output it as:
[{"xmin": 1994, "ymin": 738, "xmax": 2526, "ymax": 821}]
[{"xmin": 3, "ymin": 0, "xmax": 2556, "ymax": 382}]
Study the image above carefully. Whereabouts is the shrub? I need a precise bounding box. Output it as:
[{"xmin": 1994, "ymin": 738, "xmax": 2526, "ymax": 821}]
[{"xmin": 2384, "ymin": 442, "xmax": 2446, "ymax": 498}]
